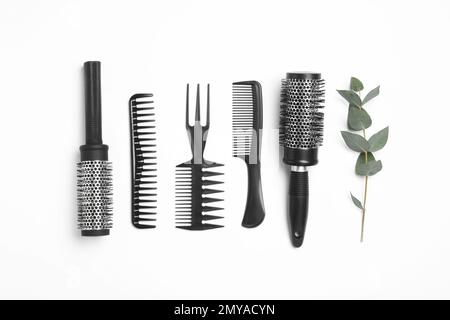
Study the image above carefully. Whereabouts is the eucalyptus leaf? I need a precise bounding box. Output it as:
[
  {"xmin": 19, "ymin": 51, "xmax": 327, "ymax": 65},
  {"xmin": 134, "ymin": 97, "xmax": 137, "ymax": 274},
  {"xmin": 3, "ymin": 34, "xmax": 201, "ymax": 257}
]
[
  {"xmin": 355, "ymin": 152, "xmax": 375, "ymax": 175},
  {"xmin": 351, "ymin": 77, "xmax": 364, "ymax": 92},
  {"xmin": 337, "ymin": 90, "xmax": 362, "ymax": 107},
  {"xmin": 355, "ymin": 157, "xmax": 383, "ymax": 176},
  {"xmin": 341, "ymin": 131, "xmax": 370, "ymax": 152},
  {"xmin": 362, "ymin": 86, "xmax": 380, "ymax": 104},
  {"xmin": 368, "ymin": 126, "xmax": 389, "ymax": 152},
  {"xmin": 350, "ymin": 193, "xmax": 364, "ymax": 210},
  {"xmin": 347, "ymin": 104, "xmax": 372, "ymax": 131}
]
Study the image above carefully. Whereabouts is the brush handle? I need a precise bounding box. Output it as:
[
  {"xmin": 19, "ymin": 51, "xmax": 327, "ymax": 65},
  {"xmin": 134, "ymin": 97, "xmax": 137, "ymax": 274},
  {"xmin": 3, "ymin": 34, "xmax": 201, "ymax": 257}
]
[
  {"xmin": 84, "ymin": 61, "xmax": 103, "ymax": 145},
  {"xmin": 289, "ymin": 170, "xmax": 309, "ymax": 247},
  {"xmin": 242, "ymin": 163, "xmax": 265, "ymax": 228}
]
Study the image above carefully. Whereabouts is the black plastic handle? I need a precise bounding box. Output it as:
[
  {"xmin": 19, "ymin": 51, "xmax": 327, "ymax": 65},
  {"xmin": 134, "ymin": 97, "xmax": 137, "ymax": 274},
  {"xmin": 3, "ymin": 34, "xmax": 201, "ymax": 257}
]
[
  {"xmin": 289, "ymin": 170, "xmax": 309, "ymax": 247},
  {"xmin": 84, "ymin": 61, "xmax": 103, "ymax": 145},
  {"xmin": 242, "ymin": 163, "xmax": 265, "ymax": 228}
]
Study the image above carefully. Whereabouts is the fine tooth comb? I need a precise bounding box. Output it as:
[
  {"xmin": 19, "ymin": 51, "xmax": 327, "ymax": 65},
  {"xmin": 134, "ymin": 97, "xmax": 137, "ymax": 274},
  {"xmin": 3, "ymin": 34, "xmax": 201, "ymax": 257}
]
[
  {"xmin": 232, "ymin": 81, "xmax": 265, "ymax": 228},
  {"xmin": 280, "ymin": 72, "xmax": 325, "ymax": 247},
  {"xmin": 129, "ymin": 94, "xmax": 157, "ymax": 229},
  {"xmin": 175, "ymin": 84, "xmax": 224, "ymax": 230}
]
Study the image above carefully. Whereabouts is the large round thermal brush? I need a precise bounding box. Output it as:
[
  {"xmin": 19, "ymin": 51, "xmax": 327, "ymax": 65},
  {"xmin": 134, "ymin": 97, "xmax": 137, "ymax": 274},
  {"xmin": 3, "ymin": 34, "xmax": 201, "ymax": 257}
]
[
  {"xmin": 279, "ymin": 72, "xmax": 325, "ymax": 247},
  {"xmin": 77, "ymin": 61, "xmax": 113, "ymax": 236}
]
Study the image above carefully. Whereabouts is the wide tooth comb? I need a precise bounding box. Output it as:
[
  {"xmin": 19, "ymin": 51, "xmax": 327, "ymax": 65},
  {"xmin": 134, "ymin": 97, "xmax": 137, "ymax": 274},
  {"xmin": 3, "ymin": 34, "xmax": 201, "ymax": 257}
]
[
  {"xmin": 129, "ymin": 93, "xmax": 157, "ymax": 229},
  {"xmin": 175, "ymin": 84, "xmax": 224, "ymax": 231}
]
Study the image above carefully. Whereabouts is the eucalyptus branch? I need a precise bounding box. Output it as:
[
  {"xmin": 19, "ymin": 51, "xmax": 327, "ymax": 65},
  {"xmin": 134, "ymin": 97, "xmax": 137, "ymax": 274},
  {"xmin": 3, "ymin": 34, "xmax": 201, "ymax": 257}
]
[{"xmin": 337, "ymin": 77, "xmax": 389, "ymax": 242}]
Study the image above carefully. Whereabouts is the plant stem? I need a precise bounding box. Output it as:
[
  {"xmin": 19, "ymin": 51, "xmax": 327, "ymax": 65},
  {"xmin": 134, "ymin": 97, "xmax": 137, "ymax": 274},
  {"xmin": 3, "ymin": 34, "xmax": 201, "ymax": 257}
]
[
  {"xmin": 359, "ymin": 92, "xmax": 369, "ymax": 242},
  {"xmin": 361, "ymin": 175, "xmax": 368, "ymax": 242}
]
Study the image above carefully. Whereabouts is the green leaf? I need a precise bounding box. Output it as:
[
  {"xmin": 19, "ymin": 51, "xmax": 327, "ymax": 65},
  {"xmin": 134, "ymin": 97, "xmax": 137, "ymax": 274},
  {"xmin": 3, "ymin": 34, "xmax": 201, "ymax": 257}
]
[
  {"xmin": 355, "ymin": 152, "xmax": 375, "ymax": 175},
  {"xmin": 351, "ymin": 77, "xmax": 364, "ymax": 92},
  {"xmin": 347, "ymin": 104, "xmax": 372, "ymax": 131},
  {"xmin": 368, "ymin": 126, "xmax": 389, "ymax": 152},
  {"xmin": 362, "ymin": 86, "xmax": 380, "ymax": 104},
  {"xmin": 341, "ymin": 131, "xmax": 370, "ymax": 152},
  {"xmin": 337, "ymin": 90, "xmax": 362, "ymax": 107},
  {"xmin": 355, "ymin": 153, "xmax": 383, "ymax": 176},
  {"xmin": 350, "ymin": 192, "xmax": 364, "ymax": 210}
]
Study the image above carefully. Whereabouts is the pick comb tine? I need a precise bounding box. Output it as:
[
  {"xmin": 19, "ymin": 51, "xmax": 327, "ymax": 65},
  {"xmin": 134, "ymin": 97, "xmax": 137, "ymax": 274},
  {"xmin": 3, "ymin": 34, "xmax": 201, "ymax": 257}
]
[
  {"xmin": 185, "ymin": 84, "xmax": 191, "ymax": 129},
  {"xmin": 195, "ymin": 84, "xmax": 201, "ymax": 122},
  {"xmin": 205, "ymin": 83, "xmax": 210, "ymax": 128}
]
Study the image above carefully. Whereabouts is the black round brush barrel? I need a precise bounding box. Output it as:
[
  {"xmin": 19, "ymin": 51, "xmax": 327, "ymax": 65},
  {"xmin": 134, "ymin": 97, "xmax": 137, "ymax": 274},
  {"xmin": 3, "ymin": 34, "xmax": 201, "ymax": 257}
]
[
  {"xmin": 280, "ymin": 72, "xmax": 324, "ymax": 247},
  {"xmin": 78, "ymin": 61, "xmax": 112, "ymax": 237}
]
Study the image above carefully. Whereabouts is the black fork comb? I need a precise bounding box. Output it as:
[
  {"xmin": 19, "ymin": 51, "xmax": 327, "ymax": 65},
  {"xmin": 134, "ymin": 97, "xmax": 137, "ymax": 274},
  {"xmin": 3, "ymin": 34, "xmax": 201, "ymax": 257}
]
[
  {"xmin": 175, "ymin": 84, "xmax": 224, "ymax": 230},
  {"xmin": 129, "ymin": 94, "xmax": 157, "ymax": 229}
]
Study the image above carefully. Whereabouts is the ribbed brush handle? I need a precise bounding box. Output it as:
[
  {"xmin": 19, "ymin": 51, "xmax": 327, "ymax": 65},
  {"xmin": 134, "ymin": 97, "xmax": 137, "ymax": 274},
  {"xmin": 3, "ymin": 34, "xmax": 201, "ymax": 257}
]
[
  {"xmin": 242, "ymin": 163, "xmax": 265, "ymax": 228},
  {"xmin": 288, "ymin": 170, "xmax": 309, "ymax": 247},
  {"xmin": 84, "ymin": 61, "xmax": 103, "ymax": 145}
]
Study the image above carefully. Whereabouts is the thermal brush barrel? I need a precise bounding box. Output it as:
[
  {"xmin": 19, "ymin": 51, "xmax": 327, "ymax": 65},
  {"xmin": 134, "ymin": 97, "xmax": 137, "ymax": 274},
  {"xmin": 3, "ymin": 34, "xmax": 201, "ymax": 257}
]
[
  {"xmin": 280, "ymin": 72, "xmax": 325, "ymax": 247},
  {"xmin": 77, "ymin": 61, "xmax": 113, "ymax": 236}
]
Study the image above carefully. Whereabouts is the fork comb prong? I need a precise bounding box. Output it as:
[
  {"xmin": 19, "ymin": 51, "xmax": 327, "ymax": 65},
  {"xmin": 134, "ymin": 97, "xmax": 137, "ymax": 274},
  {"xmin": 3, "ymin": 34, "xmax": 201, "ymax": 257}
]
[{"xmin": 195, "ymin": 84, "xmax": 201, "ymax": 122}]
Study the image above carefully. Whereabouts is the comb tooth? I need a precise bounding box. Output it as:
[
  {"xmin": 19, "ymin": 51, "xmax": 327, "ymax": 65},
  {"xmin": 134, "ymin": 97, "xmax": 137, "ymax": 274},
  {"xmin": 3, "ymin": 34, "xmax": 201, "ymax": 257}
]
[
  {"xmin": 135, "ymin": 211, "xmax": 157, "ymax": 216},
  {"xmin": 137, "ymin": 173, "xmax": 157, "ymax": 178},
  {"xmin": 137, "ymin": 155, "xmax": 157, "ymax": 160},
  {"xmin": 134, "ymin": 137, "xmax": 156, "ymax": 142},
  {"xmin": 202, "ymin": 171, "xmax": 224, "ymax": 177},
  {"xmin": 133, "ymin": 113, "xmax": 155, "ymax": 118},
  {"xmin": 133, "ymin": 99, "xmax": 153, "ymax": 105},
  {"xmin": 202, "ymin": 179, "xmax": 224, "ymax": 186},
  {"xmin": 137, "ymin": 144, "xmax": 156, "ymax": 148},
  {"xmin": 202, "ymin": 197, "xmax": 223, "ymax": 203},
  {"xmin": 203, "ymin": 163, "xmax": 223, "ymax": 169},
  {"xmin": 134, "ymin": 186, "xmax": 157, "ymax": 191},
  {"xmin": 202, "ymin": 188, "xmax": 223, "ymax": 194},
  {"xmin": 176, "ymin": 224, "xmax": 223, "ymax": 231},
  {"xmin": 133, "ymin": 107, "xmax": 154, "ymax": 112},
  {"xmin": 137, "ymin": 181, "xmax": 157, "ymax": 185},
  {"xmin": 202, "ymin": 206, "xmax": 223, "ymax": 212},
  {"xmin": 134, "ymin": 119, "xmax": 155, "ymax": 123},
  {"xmin": 134, "ymin": 126, "xmax": 155, "ymax": 130},
  {"xmin": 201, "ymin": 214, "xmax": 223, "ymax": 221},
  {"xmin": 135, "ymin": 199, "xmax": 157, "ymax": 203},
  {"xmin": 134, "ymin": 204, "xmax": 157, "ymax": 209},
  {"xmin": 135, "ymin": 193, "xmax": 157, "ymax": 198},
  {"xmin": 136, "ymin": 217, "xmax": 157, "ymax": 222}
]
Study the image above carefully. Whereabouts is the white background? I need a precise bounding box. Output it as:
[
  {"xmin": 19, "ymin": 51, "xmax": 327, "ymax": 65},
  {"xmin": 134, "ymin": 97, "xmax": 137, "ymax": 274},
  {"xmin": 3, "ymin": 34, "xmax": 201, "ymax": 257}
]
[{"xmin": 0, "ymin": 0, "xmax": 449, "ymax": 299}]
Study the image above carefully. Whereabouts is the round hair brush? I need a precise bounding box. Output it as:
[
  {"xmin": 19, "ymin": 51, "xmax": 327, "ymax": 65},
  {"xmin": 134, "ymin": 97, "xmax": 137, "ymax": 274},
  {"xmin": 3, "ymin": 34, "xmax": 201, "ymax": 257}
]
[
  {"xmin": 77, "ymin": 61, "xmax": 113, "ymax": 236},
  {"xmin": 280, "ymin": 72, "xmax": 324, "ymax": 247}
]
